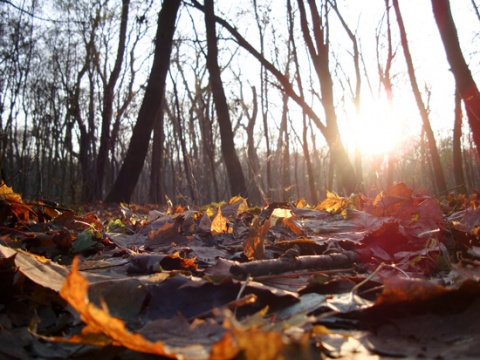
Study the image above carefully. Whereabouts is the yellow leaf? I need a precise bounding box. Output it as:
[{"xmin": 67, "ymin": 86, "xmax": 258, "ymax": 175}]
[{"xmin": 316, "ymin": 191, "xmax": 348, "ymax": 214}]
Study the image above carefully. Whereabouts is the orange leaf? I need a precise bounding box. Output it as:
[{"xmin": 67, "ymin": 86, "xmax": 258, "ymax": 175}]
[
  {"xmin": 58, "ymin": 257, "xmax": 175, "ymax": 357},
  {"xmin": 211, "ymin": 207, "xmax": 229, "ymax": 236},
  {"xmin": 282, "ymin": 214, "xmax": 303, "ymax": 235},
  {"xmin": 0, "ymin": 182, "xmax": 33, "ymax": 222}
]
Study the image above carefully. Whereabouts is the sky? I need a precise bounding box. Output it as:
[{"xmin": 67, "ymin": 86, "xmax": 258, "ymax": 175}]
[
  {"xmin": 318, "ymin": 0, "xmax": 478, "ymax": 155},
  {"xmin": 206, "ymin": 0, "xmax": 480, "ymax": 157}
]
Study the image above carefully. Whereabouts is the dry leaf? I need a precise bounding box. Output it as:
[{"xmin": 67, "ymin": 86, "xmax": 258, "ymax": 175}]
[{"xmin": 211, "ymin": 208, "xmax": 229, "ymax": 236}]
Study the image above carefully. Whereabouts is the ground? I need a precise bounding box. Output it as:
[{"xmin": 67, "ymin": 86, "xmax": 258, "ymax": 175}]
[{"xmin": 1, "ymin": 183, "xmax": 480, "ymax": 359}]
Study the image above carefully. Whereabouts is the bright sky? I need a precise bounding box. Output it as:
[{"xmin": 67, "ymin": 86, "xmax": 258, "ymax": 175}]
[
  {"xmin": 330, "ymin": 0, "xmax": 479, "ymax": 156},
  {"xmin": 210, "ymin": 0, "xmax": 479, "ymax": 157}
]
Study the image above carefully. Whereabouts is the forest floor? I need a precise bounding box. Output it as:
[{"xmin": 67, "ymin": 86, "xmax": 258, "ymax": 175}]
[{"xmin": 1, "ymin": 182, "xmax": 480, "ymax": 359}]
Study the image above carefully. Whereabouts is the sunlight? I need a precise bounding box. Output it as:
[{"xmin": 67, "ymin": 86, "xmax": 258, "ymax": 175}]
[{"xmin": 343, "ymin": 95, "xmax": 412, "ymax": 156}]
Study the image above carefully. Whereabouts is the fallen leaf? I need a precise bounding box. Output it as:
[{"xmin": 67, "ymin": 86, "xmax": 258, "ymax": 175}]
[
  {"xmin": 243, "ymin": 220, "xmax": 270, "ymax": 260},
  {"xmin": 211, "ymin": 208, "xmax": 229, "ymax": 236}
]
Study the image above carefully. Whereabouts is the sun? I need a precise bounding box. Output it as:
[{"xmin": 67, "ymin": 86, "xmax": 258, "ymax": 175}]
[{"xmin": 342, "ymin": 95, "xmax": 413, "ymax": 156}]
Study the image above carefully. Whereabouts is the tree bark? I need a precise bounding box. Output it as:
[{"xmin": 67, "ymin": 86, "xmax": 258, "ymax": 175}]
[
  {"xmin": 95, "ymin": 0, "xmax": 130, "ymax": 200},
  {"xmin": 253, "ymin": 0, "xmax": 272, "ymax": 199},
  {"xmin": 243, "ymin": 86, "xmax": 263, "ymax": 205},
  {"xmin": 393, "ymin": 0, "xmax": 447, "ymax": 194},
  {"xmin": 105, "ymin": 0, "xmax": 180, "ymax": 203},
  {"xmin": 204, "ymin": 0, "xmax": 247, "ymax": 198},
  {"xmin": 297, "ymin": 0, "xmax": 358, "ymax": 194},
  {"xmin": 379, "ymin": 0, "xmax": 396, "ymax": 188},
  {"xmin": 288, "ymin": 0, "xmax": 318, "ymax": 203},
  {"xmin": 431, "ymin": 0, "xmax": 480, "ymax": 159},
  {"xmin": 453, "ymin": 89, "xmax": 466, "ymax": 190},
  {"xmin": 330, "ymin": 0, "xmax": 363, "ymax": 188},
  {"xmin": 150, "ymin": 98, "xmax": 165, "ymax": 204}
]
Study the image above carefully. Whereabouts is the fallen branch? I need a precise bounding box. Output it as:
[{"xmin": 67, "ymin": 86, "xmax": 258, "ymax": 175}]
[{"xmin": 230, "ymin": 249, "xmax": 371, "ymax": 279}]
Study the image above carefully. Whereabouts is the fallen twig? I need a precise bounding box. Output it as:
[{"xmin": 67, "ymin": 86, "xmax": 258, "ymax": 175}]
[{"xmin": 230, "ymin": 249, "xmax": 371, "ymax": 279}]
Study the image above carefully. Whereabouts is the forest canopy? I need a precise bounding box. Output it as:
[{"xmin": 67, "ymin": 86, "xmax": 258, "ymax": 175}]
[{"xmin": 0, "ymin": 0, "xmax": 479, "ymax": 205}]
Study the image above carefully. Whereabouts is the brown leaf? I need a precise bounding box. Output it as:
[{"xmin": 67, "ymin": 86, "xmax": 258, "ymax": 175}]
[
  {"xmin": 243, "ymin": 220, "xmax": 270, "ymax": 260},
  {"xmin": 384, "ymin": 182, "xmax": 414, "ymax": 198},
  {"xmin": 146, "ymin": 215, "xmax": 191, "ymax": 246}
]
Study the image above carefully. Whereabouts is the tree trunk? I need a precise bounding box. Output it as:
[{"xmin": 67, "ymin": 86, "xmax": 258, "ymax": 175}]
[
  {"xmin": 453, "ymin": 89, "xmax": 466, "ymax": 190},
  {"xmin": 244, "ymin": 86, "xmax": 263, "ymax": 205},
  {"xmin": 192, "ymin": 0, "xmax": 357, "ymax": 194},
  {"xmin": 105, "ymin": 0, "xmax": 180, "ymax": 203},
  {"xmin": 171, "ymin": 78, "xmax": 197, "ymax": 203},
  {"xmin": 288, "ymin": 0, "xmax": 318, "ymax": 203},
  {"xmin": 95, "ymin": 0, "xmax": 130, "ymax": 200},
  {"xmin": 431, "ymin": 0, "xmax": 480, "ymax": 159},
  {"xmin": 278, "ymin": 91, "xmax": 291, "ymax": 201},
  {"xmin": 253, "ymin": 0, "xmax": 272, "ymax": 199},
  {"xmin": 150, "ymin": 98, "xmax": 165, "ymax": 204},
  {"xmin": 378, "ymin": 0, "xmax": 396, "ymax": 189},
  {"xmin": 393, "ymin": 0, "xmax": 447, "ymax": 194},
  {"xmin": 297, "ymin": 0, "xmax": 357, "ymax": 194},
  {"xmin": 330, "ymin": 1, "xmax": 363, "ymax": 188},
  {"xmin": 204, "ymin": 0, "xmax": 247, "ymax": 198}
]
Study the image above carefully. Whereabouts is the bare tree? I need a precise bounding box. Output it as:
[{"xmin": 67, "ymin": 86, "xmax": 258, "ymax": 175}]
[
  {"xmin": 376, "ymin": 0, "xmax": 397, "ymax": 188},
  {"xmin": 192, "ymin": 0, "xmax": 358, "ymax": 194},
  {"xmin": 204, "ymin": 0, "xmax": 247, "ymax": 198},
  {"xmin": 288, "ymin": 0, "xmax": 318, "ymax": 203},
  {"xmin": 453, "ymin": 89, "xmax": 466, "ymax": 190},
  {"xmin": 105, "ymin": 0, "xmax": 181, "ymax": 203},
  {"xmin": 329, "ymin": 0, "xmax": 363, "ymax": 187},
  {"xmin": 93, "ymin": 0, "xmax": 130, "ymax": 199},
  {"xmin": 253, "ymin": 0, "xmax": 272, "ymax": 199},
  {"xmin": 392, "ymin": 0, "xmax": 447, "ymax": 193},
  {"xmin": 432, "ymin": 0, "xmax": 480, "ymax": 159},
  {"xmin": 150, "ymin": 96, "xmax": 165, "ymax": 204}
]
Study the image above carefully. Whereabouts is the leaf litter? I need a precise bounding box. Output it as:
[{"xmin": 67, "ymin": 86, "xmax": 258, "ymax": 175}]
[{"xmin": 1, "ymin": 181, "xmax": 480, "ymax": 358}]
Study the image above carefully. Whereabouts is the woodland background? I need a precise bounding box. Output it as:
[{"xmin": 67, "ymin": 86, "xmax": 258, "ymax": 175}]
[{"xmin": 1, "ymin": 0, "xmax": 480, "ymax": 206}]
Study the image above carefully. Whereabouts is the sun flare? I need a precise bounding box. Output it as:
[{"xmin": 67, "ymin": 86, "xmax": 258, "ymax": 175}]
[{"xmin": 343, "ymin": 95, "xmax": 414, "ymax": 156}]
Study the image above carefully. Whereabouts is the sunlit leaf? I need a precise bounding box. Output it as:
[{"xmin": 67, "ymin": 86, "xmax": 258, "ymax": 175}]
[
  {"xmin": 0, "ymin": 182, "xmax": 33, "ymax": 222},
  {"xmin": 211, "ymin": 207, "xmax": 229, "ymax": 236},
  {"xmin": 58, "ymin": 257, "xmax": 175, "ymax": 357},
  {"xmin": 316, "ymin": 191, "xmax": 349, "ymax": 214}
]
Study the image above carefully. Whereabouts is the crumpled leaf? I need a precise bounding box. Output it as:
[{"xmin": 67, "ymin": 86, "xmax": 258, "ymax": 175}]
[
  {"xmin": 316, "ymin": 191, "xmax": 349, "ymax": 214},
  {"xmin": 221, "ymin": 196, "xmax": 249, "ymax": 219}
]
